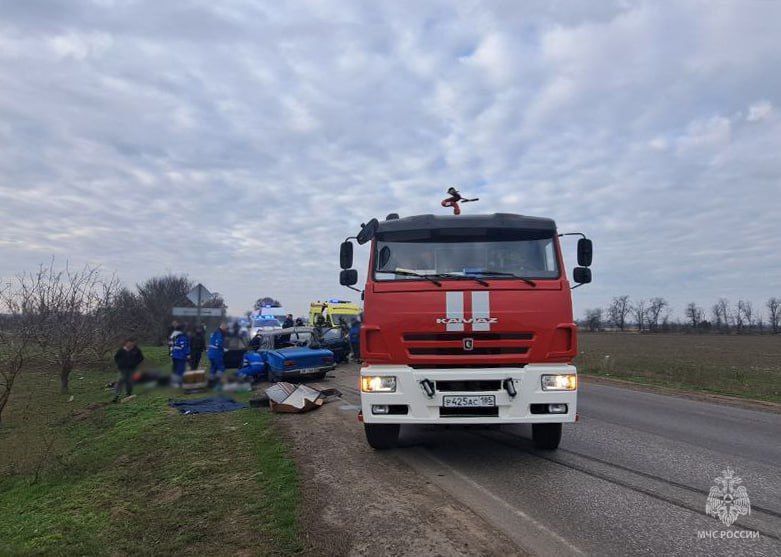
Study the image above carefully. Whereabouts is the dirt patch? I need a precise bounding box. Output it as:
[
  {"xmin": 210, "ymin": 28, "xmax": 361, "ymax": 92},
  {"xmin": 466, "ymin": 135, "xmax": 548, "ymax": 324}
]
[
  {"xmin": 70, "ymin": 402, "xmax": 110, "ymax": 421},
  {"xmin": 275, "ymin": 390, "xmax": 524, "ymax": 556}
]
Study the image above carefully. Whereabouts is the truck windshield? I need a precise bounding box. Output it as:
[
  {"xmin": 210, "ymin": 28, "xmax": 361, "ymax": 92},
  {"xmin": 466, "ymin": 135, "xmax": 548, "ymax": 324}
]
[{"xmin": 374, "ymin": 232, "xmax": 559, "ymax": 281}]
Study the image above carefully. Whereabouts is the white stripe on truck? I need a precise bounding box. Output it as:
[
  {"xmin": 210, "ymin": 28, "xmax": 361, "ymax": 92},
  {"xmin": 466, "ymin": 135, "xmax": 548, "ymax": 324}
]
[
  {"xmin": 471, "ymin": 291, "xmax": 491, "ymax": 331},
  {"xmin": 445, "ymin": 291, "xmax": 464, "ymax": 331}
]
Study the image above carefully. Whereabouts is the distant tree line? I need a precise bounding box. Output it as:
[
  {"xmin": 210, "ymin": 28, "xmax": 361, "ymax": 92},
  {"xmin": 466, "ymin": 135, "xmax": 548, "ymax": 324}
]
[{"xmin": 581, "ymin": 295, "xmax": 781, "ymax": 334}]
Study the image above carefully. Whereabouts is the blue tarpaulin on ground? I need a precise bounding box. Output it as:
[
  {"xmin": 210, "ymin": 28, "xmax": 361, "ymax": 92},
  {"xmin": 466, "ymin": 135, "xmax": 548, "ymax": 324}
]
[{"xmin": 169, "ymin": 397, "xmax": 248, "ymax": 414}]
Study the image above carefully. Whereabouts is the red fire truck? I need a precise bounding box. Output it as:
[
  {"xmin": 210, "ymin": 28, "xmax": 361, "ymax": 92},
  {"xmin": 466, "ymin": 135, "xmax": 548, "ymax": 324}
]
[{"xmin": 339, "ymin": 213, "xmax": 593, "ymax": 450}]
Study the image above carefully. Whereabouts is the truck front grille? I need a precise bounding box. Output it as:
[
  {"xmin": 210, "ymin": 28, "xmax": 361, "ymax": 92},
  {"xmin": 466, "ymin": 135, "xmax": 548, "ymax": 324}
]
[
  {"xmin": 404, "ymin": 332, "xmax": 533, "ymax": 342},
  {"xmin": 408, "ymin": 347, "xmax": 528, "ymax": 356},
  {"xmin": 436, "ymin": 380, "xmax": 502, "ymax": 392},
  {"xmin": 402, "ymin": 331, "xmax": 534, "ymax": 361}
]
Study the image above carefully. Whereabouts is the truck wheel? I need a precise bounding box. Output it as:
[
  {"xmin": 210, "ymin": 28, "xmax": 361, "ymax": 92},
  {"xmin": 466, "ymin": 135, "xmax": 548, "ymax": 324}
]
[
  {"xmin": 532, "ymin": 423, "xmax": 562, "ymax": 450},
  {"xmin": 364, "ymin": 423, "xmax": 400, "ymax": 450}
]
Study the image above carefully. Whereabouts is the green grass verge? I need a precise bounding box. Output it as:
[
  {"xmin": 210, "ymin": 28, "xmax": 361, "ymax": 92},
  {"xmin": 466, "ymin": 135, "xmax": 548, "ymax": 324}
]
[{"xmin": 0, "ymin": 347, "xmax": 301, "ymax": 556}]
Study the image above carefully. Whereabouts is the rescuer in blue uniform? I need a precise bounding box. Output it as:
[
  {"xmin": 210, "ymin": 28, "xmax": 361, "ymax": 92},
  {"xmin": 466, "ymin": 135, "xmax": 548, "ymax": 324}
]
[
  {"xmin": 237, "ymin": 350, "xmax": 266, "ymax": 382},
  {"xmin": 349, "ymin": 318, "xmax": 361, "ymax": 362},
  {"xmin": 169, "ymin": 324, "xmax": 190, "ymax": 386},
  {"xmin": 208, "ymin": 322, "xmax": 228, "ymax": 382}
]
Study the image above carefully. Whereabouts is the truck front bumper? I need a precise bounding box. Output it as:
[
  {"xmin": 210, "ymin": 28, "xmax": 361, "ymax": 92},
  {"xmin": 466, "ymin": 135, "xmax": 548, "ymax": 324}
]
[{"xmin": 360, "ymin": 364, "xmax": 577, "ymax": 425}]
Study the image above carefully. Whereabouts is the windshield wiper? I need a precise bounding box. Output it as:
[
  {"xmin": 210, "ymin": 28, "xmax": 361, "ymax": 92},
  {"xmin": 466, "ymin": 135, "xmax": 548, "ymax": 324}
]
[
  {"xmin": 477, "ymin": 271, "xmax": 537, "ymax": 287},
  {"xmin": 433, "ymin": 273, "xmax": 489, "ymax": 287},
  {"xmin": 391, "ymin": 268, "xmax": 442, "ymax": 286}
]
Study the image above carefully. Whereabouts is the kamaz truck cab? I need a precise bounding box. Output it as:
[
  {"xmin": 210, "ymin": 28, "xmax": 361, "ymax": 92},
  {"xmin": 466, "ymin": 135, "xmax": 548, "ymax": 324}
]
[{"xmin": 339, "ymin": 213, "xmax": 593, "ymax": 449}]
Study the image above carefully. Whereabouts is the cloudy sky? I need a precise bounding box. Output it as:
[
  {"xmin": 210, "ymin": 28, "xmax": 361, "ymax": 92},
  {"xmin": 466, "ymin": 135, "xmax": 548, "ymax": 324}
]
[{"xmin": 1, "ymin": 0, "xmax": 780, "ymax": 319}]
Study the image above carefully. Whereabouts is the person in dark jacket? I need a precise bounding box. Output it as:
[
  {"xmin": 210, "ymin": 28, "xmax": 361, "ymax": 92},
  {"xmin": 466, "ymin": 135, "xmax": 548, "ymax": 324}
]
[
  {"xmin": 113, "ymin": 338, "xmax": 144, "ymax": 402},
  {"xmin": 280, "ymin": 313, "xmax": 295, "ymax": 344},
  {"xmin": 349, "ymin": 319, "xmax": 361, "ymax": 362},
  {"xmin": 189, "ymin": 326, "xmax": 206, "ymax": 370}
]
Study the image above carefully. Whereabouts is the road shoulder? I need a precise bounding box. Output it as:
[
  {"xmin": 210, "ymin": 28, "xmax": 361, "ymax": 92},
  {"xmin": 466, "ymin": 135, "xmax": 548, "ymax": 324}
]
[{"xmin": 273, "ymin": 379, "xmax": 525, "ymax": 556}]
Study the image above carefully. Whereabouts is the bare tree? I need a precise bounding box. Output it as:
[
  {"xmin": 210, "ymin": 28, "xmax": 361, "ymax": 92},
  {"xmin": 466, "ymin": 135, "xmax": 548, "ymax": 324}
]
[
  {"xmin": 685, "ymin": 302, "xmax": 704, "ymax": 329},
  {"xmin": 20, "ymin": 262, "xmax": 123, "ymax": 393},
  {"xmin": 137, "ymin": 274, "xmax": 192, "ymax": 344},
  {"xmin": 736, "ymin": 300, "xmax": 754, "ymax": 333},
  {"xmin": 646, "ymin": 297, "xmax": 669, "ymax": 331},
  {"xmin": 632, "ymin": 299, "xmax": 647, "ymax": 331},
  {"xmin": 711, "ymin": 298, "xmax": 731, "ymax": 332},
  {"xmin": 584, "ymin": 308, "xmax": 603, "ymax": 332},
  {"xmin": 0, "ymin": 282, "xmax": 36, "ymax": 424},
  {"xmin": 767, "ymin": 297, "xmax": 780, "ymax": 334},
  {"xmin": 607, "ymin": 295, "xmax": 631, "ymax": 331}
]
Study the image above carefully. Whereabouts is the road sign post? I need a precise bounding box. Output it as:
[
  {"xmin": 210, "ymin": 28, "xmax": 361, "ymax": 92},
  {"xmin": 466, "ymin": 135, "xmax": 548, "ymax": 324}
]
[{"xmin": 174, "ymin": 283, "xmax": 223, "ymax": 325}]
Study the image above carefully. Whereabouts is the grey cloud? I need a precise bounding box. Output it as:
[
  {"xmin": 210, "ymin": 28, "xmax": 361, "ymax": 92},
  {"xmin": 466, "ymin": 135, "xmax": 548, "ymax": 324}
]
[{"xmin": 0, "ymin": 1, "xmax": 780, "ymax": 319}]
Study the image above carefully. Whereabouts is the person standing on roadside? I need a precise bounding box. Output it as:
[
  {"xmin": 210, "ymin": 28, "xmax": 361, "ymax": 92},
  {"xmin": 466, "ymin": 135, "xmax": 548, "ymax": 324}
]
[
  {"xmin": 349, "ymin": 319, "xmax": 361, "ymax": 362},
  {"xmin": 208, "ymin": 322, "xmax": 228, "ymax": 382},
  {"xmin": 113, "ymin": 338, "xmax": 144, "ymax": 402},
  {"xmin": 170, "ymin": 323, "xmax": 190, "ymax": 386},
  {"xmin": 189, "ymin": 325, "xmax": 206, "ymax": 370},
  {"xmin": 167, "ymin": 320, "xmax": 179, "ymax": 374},
  {"xmin": 280, "ymin": 313, "xmax": 294, "ymax": 344}
]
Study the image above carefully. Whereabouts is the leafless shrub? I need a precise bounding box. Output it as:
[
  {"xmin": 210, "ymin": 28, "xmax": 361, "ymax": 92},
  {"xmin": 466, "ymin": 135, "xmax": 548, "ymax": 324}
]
[
  {"xmin": 607, "ymin": 295, "xmax": 630, "ymax": 331},
  {"xmin": 685, "ymin": 302, "xmax": 704, "ymax": 329},
  {"xmin": 768, "ymin": 297, "xmax": 780, "ymax": 334},
  {"xmin": 632, "ymin": 299, "xmax": 647, "ymax": 331},
  {"xmin": 0, "ymin": 282, "xmax": 36, "ymax": 424},
  {"xmin": 736, "ymin": 300, "xmax": 754, "ymax": 333},
  {"xmin": 711, "ymin": 298, "xmax": 731, "ymax": 333},
  {"xmin": 646, "ymin": 297, "xmax": 669, "ymax": 331},
  {"xmin": 19, "ymin": 261, "xmax": 123, "ymax": 393},
  {"xmin": 584, "ymin": 308, "xmax": 603, "ymax": 332},
  {"xmin": 136, "ymin": 274, "xmax": 192, "ymax": 344}
]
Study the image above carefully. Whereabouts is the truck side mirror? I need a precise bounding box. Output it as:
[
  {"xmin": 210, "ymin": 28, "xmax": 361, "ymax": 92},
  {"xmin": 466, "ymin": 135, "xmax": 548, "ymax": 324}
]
[
  {"xmin": 340, "ymin": 269, "xmax": 358, "ymax": 286},
  {"xmin": 340, "ymin": 241, "xmax": 353, "ymax": 269},
  {"xmin": 573, "ymin": 267, "xmax": 592, "ymax": 284},
  {"xmin": 577, "ymin": 238, "xmax": 593, "ymax": 267},
  {"xmin": 356, "ymin": 218, "xmax": 379, "ymax": 245}
]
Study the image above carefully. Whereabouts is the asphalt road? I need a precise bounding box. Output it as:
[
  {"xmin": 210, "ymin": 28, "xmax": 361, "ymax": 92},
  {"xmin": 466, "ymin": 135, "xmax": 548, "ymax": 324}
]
[{"xmin": 332, "ymin": 369, "xmax": 781, "ymax": 556}]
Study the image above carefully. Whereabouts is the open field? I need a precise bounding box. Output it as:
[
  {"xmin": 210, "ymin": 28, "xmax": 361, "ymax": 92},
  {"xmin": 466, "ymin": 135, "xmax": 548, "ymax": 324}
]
[
  {"xmin": 0, "ymin": 347, "xmax": 301, "ymax": 556},
  {"xmin": 576, "ymin": 332, "xmax": 781, "ymax": 403}
]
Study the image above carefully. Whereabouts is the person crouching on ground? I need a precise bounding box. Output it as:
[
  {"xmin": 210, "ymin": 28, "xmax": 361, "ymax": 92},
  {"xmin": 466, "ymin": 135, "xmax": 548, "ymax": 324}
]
[
  {"xmin": 208, "ymin": 322, "xmax": 228, "ymax": 384},
  {"xmin": 113, "ymin": 338, "xmax": 144, "ymax": 402},
  {"xmin": 170, "ymin": 324, "xmax": 190, "ymax": 387},
  {"xmin": 349, "ymin": 318, "xmax": 361, "ymax": 362}
]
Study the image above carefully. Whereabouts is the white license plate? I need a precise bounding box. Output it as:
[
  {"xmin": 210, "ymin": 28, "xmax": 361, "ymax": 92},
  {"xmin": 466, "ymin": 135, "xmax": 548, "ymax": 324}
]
[
  {"xmin": 298, "ymin": 368, "xmax": 321, "ymax": 375},
  {"xmin": 442, "ymin": 395, "xmax": 496, "ymax": 408}
]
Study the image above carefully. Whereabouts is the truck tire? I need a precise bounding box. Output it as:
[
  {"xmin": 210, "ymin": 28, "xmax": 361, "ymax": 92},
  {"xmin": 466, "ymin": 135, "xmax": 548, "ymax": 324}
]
[
  {"xmin": 532, "ymin": 423, "xmax": 562, "ymax": 450},
  {"xmin": 364, "ymin": 423, "xmax": 400, "ymax": 450}
]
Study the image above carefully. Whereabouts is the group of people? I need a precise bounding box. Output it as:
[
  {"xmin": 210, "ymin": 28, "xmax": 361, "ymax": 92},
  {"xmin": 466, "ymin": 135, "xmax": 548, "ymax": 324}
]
[
  {"xmin": 168, "ymin": 321, "xmax": 230, "ymax": 386},
  {"xmin": 111, "ymin": 315, "xmax": 363, "ymax": 401}
]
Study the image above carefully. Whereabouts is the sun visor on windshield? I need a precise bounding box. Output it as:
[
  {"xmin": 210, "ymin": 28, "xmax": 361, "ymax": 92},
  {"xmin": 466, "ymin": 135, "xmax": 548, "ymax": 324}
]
[{"xmin": 377, "ymin": 227, "xmax": 555, "ymax": 242}]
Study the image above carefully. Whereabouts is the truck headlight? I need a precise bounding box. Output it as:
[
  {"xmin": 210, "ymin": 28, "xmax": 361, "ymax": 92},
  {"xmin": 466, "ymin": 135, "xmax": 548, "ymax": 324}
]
[
  {"xmin": 541, "ymin": 374, "xmax": 577, "ymax": 391},
  {"xmin": 361, "ymin": 376, "xmax": 396, "ymax": 392}
]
